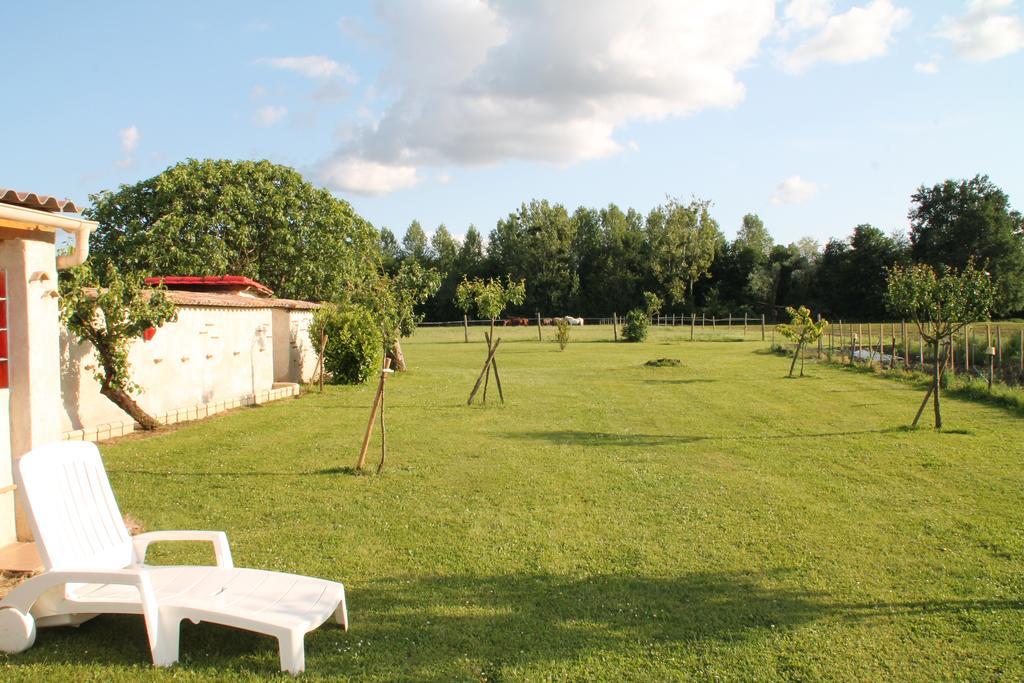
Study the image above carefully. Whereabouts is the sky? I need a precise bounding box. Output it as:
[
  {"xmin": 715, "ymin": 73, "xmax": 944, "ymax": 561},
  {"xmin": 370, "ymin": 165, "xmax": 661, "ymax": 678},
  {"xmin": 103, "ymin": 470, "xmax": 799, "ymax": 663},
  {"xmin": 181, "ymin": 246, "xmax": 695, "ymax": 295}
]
[{"xmin": 5, "ymin": 0, "xmax": 1024, "ymax": 248}]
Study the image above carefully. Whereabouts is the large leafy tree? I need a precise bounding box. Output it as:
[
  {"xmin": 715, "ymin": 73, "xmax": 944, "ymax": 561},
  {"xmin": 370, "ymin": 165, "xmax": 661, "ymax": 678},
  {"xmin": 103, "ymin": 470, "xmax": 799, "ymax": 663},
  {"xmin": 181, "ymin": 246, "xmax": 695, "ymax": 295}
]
[
  {"xmin": 735, "ymin": 213, "xmax": 773, "ymax": 258},
  {"xmin": 909, "ymin": 175, "xmax": 1024, "ymax": 315},
  {"xmin": 489, "ymin": 200, "xmax": 578, "ymax": 314},
  {"xmin": 646, "ymin": 197, "xmax": 722, "ymax": 308},
  {"xmin": 814, "ymin": 225, "xmax": 908, "ymax": 320},
  {"xmin": 87, "ymin": 159, "xmax": 379, "ymax": 301},
  {"xmin": 401, "ymin": 220, "xmax": 433, "ymax": 265}
]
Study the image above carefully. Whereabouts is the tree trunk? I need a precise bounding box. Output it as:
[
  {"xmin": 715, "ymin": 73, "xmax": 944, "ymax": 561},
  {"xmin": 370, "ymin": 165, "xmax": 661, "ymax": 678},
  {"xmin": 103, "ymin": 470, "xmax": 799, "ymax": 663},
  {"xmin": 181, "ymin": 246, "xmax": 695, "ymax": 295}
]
[
  {"xmin": 97, "ymin": 348, "xmax": 160, "ymax": 430},
  {"xmin": 788, "ymin": 340, "xmax": 803, "ymax": 377},
  {"xmin": 932, "ymin": 339, "xmax": 942, "ymax": 430},
  {"xmin": 387, "ymin": 339, "xmax": 407, "ymax": 372},
  {"xmin": 100, "ymin": 383, "xmax": 160, "ymax": 431}
]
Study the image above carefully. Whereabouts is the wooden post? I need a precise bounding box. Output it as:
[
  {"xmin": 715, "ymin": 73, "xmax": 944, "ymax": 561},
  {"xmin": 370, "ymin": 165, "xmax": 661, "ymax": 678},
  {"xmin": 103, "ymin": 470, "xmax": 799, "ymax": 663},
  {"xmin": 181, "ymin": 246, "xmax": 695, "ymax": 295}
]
[
  {"xmin": 376, "ymin": 363, "xmax": 388, "ymax": 475},
  {"xmin": 817, "ymin": 314, "xmax": 824, "ymax": 358},
  {"xmin": 536, "ymin": 312, "xmax": 543, "ymax": 341},
  {"xmin": 712, "ymin": 315, "xmax": 716, "ymax": 331},
  {"xmin": 702, "ymin": 312, "xmax": 706, "ymax": 329},
  {"xmin": 485, "ymin": 332, "xmax": 505, "ymax": 403},
  {"xmin": 964, "ymin": 325, "xmax": 970, "ymax": 373},
  {"xmin": 987, "ymin": 325, "xmax": 994, "ymax": 390},
  {"xmin": 690, "ymin": 313, "xmax": 695, "ymax": 341},
  {"xmin": 317, "ymin": 332, "xmax": 328, "ymax": 392},
  {"xmin": 463, "ymin": 314, "xmax": 469, "ymax": 343},
  {"xmin": 997, "ymin": 325, "xmax": 1003, "ymax": 371},
  {"xmin": 902, "ymin": 321, "xmax": 908, "ymax": 370},
  {"xmin": 891, "ymin": 329, "xmax": 896, "ymax": 370},
  {"xmin": 761, "ymin": 314, "xmax": 766, "ymax": 341},
  {"xmin": 356, "ymin": 358, "xmax": 393, "ymax": 471},
  {"xmin": 467, "ymin": 338, "xmax": 502, "ymax": 405},
  {"xmin": 613, "ymin": 312, "xmax": 618, "ymax": 341}
]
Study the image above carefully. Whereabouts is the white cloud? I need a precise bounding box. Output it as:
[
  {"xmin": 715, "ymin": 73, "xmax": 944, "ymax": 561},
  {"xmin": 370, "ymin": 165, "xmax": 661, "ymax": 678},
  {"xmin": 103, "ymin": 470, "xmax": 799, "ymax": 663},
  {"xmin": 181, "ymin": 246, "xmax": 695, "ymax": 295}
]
[
  {"xmin": 250, "ymin": 84, "xmax": 269, "ymax": 100},
  {"xmin": 254, "ymin": 105, "xmax": 288, "ymax": 126},
  {"xmin": 116, "ymin": 125, "xmax": 140, "ymax": 168},
  {"xmin": 781, "ymin": 0, "xmax": 911, "ymax": 73},
  {"xmin": 914, "ymin": 56, "xmax": 940, "ymax": 73},
  {"xmin": 258, "ymin": 56, "xmax": 358, "ymax": 82},
  {"xmin": 938, "ymin": 0, "xmax": 1024, "ymax": 61},
  {"xmin": 771, "ymin": 175, "xmax": 818, "ymax": 205},
  {"xmin": 782, "ymin": 0, "xmax": 834, "ymax": 33},
  {"xmin": 319, "ymin": 0, "xmax": 776, "ymax": 195},
  {"xmin": 120, "ymin": 125, "xmax": 140, "ymax": 154},
  {"xmin": 320, "ymin": 156, "xmax": 419, "ymax": 195}
]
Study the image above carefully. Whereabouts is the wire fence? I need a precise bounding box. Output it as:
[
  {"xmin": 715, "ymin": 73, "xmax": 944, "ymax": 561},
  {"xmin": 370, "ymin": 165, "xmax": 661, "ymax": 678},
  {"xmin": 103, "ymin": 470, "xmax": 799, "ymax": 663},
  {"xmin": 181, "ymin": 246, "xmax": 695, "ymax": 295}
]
[{"xmin": 779, "ymin": 320, "xmax": 1024, "ymax": 388}]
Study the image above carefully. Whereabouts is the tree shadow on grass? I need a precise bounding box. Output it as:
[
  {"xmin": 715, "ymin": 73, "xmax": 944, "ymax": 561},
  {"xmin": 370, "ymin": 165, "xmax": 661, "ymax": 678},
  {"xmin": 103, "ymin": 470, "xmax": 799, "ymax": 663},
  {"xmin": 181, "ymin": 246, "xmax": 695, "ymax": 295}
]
[
  {"xmin": 641, "ymin": 379, "xmax": 717, "ymax": 385},
  {"xmin": 13, "ymin": 571, "xmax": 1024, "ymax": 678},
  {"xmin": 507, "ymin": 427, "xmax": 906, "ymax": 448}
]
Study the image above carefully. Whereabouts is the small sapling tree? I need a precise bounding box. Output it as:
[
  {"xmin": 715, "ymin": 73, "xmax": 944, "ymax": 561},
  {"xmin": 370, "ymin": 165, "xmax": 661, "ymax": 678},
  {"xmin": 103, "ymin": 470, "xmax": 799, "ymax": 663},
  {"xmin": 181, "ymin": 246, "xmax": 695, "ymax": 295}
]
[
  {"xmin": 59, "ymin": 262, "xmax": 177, "ymax": 430},
  {"xmin": 555, "ymin": 318, "xmax": 571, "ymax": 350},
  {"xmin": 455, "ymin": 276, "xmax": 526, "ymax": 403},
  {"xmin": 372, "ymin": 261, "xmax": 442, "ymax": 371},
  {"xmin": 885, "ymin": 261, "xmax": 994, "ymax": 429},
  {"xmin": 776, "ymin": 306, "xmax": 828, "ymax": 377}
]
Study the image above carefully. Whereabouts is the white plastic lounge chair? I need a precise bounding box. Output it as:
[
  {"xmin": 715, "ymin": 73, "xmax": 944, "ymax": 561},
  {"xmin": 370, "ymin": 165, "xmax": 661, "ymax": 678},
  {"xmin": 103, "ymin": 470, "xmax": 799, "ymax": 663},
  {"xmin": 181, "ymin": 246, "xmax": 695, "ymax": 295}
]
[{"xmin": 0, "ymin": 441, "xmax": 347, "ymax": 675}]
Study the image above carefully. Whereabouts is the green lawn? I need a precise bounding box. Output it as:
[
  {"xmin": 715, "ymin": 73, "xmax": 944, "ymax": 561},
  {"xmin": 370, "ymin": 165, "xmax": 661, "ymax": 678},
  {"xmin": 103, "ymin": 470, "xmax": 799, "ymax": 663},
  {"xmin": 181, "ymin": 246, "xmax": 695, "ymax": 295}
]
[{"xmin": 5, "ymin": 325, "xmax": 1024, "ymax": 680}]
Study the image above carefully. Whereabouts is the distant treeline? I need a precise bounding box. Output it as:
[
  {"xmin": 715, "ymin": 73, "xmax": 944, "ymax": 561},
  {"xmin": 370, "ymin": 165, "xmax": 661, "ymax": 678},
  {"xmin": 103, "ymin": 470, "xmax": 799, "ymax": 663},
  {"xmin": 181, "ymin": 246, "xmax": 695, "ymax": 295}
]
[{"xmin": 383, "ymin": 175, "xmax": 1024, "ymax": 323}]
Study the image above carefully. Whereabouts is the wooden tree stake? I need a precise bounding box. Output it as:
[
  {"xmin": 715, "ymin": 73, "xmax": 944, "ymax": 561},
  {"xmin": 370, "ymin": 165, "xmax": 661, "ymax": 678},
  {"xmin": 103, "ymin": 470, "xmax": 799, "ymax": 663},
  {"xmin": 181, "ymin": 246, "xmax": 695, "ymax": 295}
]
[
  {"xmin": 356, "ymin": 357, "xmax": 393, "ymax": 471},
  {"xmin": 467, "ymin": 338, "xmax": 502, "ymax": 405},
  {"xmin": 317, "ymin": 333, "xmax": 328, "ymax": 392}
]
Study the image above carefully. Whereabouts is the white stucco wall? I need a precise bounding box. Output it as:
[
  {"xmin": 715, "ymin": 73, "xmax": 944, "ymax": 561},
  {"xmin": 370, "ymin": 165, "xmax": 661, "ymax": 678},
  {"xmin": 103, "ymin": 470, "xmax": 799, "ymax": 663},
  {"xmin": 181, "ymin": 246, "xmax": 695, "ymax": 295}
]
[
  {"xmin": 0, "ymin": 388, "xmax": 12, "ymax": 544},
  {"xmin": 61, "ymin": 305, "xmax": 278, "ymax": 433},
  {"xmin": 273, "ymin": 308, "xmax": 318, "ymax": 384},
  {"xmin": 0, "ymin": 236, "xmax": 63, "ymax": 541}
]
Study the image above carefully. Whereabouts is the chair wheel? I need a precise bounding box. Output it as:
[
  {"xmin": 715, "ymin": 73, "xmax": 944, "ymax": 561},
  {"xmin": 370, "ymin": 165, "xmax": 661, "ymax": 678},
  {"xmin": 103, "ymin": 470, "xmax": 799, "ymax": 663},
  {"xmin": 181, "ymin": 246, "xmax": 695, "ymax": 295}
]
[{"xmin": 0, "ymin": 607, "xmax": 36, "ymax": 653}]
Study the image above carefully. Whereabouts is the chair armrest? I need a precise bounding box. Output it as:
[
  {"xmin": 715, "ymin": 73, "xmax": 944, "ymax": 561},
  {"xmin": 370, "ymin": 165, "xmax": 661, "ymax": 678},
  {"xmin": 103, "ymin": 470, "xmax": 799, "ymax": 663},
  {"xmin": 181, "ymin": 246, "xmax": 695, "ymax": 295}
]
[
  {"xmin": 132, "ymin": 530, "xmax": 233, "ymax": 568},
  {"xmin": 0, "ymin": 568, "xmax": 161, "ymax": 648}
]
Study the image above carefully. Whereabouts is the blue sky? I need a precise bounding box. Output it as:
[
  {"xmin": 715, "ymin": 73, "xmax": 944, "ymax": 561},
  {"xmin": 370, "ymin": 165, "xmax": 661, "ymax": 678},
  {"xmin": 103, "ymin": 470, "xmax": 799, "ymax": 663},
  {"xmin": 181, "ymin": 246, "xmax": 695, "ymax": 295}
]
[{"xmin": 5, "ymin": 1, "xmax": 1023, "ymax": 248}]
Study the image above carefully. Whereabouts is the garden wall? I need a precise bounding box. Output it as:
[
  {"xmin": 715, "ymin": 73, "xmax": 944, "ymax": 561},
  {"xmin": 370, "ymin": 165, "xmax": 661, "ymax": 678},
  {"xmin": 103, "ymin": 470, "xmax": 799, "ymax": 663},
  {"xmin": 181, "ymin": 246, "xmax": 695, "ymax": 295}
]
[{"xmin": 60, "ymin": 292, "xmax": 320, "ymax": 442}]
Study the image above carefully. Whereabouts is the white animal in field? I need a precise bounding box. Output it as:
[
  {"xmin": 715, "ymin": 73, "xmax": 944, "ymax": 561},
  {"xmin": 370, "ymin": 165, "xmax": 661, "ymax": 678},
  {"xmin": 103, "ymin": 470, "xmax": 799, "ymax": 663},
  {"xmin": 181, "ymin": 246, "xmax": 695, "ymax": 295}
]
[{"xmin": 565, "ymin": 316, "xmax": 585, "ymax": 326}]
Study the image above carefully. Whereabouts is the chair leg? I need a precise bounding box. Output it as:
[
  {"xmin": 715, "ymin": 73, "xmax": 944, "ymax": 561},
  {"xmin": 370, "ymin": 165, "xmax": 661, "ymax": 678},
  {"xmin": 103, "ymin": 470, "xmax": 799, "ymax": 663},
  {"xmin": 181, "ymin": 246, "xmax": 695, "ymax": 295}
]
[
  {"xmin": 335, "ymin": 588, "xmax": 349, "ymax": 631},
  {"xmin": 278, "ymin": 628, "xmax": 305, "ymax": 675},
  {"xmin": 151, "ymin": 612, "xmax": 181, "ymax": 668}
]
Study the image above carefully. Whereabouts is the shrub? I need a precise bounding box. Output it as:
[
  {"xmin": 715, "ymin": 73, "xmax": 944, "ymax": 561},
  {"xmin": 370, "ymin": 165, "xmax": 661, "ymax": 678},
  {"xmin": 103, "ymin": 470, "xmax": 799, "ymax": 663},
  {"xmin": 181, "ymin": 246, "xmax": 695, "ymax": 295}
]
[
  {"xmin": 622, "ymin": 308, "xmax": 649, "ymax": 342},
  {"xmin": 310, "ymin": 304, "xmax": 383, "ymax": 384},
  {"xmin": 555, "ymin": 318, "xmax": 571, "ymax": 350}
]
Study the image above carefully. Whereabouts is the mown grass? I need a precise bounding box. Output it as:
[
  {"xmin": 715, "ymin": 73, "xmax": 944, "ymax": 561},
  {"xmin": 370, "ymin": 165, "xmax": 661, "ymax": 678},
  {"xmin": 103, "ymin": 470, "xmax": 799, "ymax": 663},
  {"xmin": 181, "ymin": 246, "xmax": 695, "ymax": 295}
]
[{"xmin": 4, "ymin": 325, "xmax": 1024, "ymax": 681}]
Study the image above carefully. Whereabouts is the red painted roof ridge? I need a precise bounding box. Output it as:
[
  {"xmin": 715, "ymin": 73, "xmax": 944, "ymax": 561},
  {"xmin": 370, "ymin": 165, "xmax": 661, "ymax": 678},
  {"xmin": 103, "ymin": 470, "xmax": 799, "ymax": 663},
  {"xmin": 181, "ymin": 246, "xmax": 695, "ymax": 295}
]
[{"xmin": 144, "ymin": 275, "xmax": 274, "ymax": 297}]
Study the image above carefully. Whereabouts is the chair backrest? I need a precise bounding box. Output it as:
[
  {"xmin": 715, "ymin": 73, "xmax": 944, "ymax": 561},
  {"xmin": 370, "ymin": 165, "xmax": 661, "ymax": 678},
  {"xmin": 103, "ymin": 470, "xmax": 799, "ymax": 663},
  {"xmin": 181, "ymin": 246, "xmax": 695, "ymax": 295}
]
[{"xmin": 15, "ymin": 441, "xmax": 133, "ymax": 571}]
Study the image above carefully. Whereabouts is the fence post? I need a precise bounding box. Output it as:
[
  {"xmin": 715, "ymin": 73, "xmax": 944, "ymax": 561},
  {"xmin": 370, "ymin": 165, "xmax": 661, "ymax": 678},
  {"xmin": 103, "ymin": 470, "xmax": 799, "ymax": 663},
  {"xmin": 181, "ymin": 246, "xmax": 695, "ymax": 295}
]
[
  {"xmin": 743, "ymin": 313, "xmax": 748, "ymax": 337},
  {"xmin": 690, "ymin": 313, "xmax": 695, "ymax": 341},
  {"xmin": 997, "ymin": 325, "xmax": 1003, "ymax": 371},
  {"xmin": 463, "ymin": 314, "xmax": 469, "ymax": 343},
  {"xmin": 537, "ymin": 312, "xmax": 543, "ymax": 341},
  {"xmin": 761, "ymin": 314, "xmax": 765, "ymax": 341},
  {"xmin": 612, "ymin": 312, "xmax": 618, "ymax": 341},
  {"xmin": 712, "ymin": 315, "xmax": 717, "ymax": 331},
  {"xmin": 964, "ymin": 325, "xmax": 970, "ymax": 373}
]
